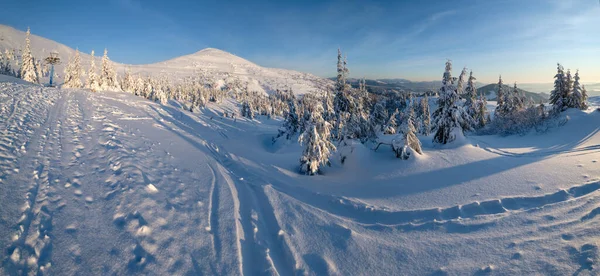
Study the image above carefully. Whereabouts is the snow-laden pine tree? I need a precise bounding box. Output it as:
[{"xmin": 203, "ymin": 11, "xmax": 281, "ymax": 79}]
[
  {"xmin": 463, "ymin": 71, "xmax": 477, "ymax": 119},
  {"xmin": 581, "ymin": 85, "xmax": 589, "ymax": 110},
  {"xmin": 357, "ymin": 78, "xmax": 370, "ymax": 120},
  {"xmin": 121, "ymin": 69, "xmax": 134, "ymax": 93},
  {"xmin": 135, "ymin": 76, "xmax": 145, "ymax": 97},
  {"xmin": 432, "ymin": 60, "xmax": 472, "ymax": 144},
  {"xmin": 99, "ymin": 49, "xmax": 120, "ymax": 91},
  {"xmin": 456, "ymin": 67, "xmax": 467, "ymax": 95},
  {"xmin": 299, "ymin": 104, "xmax": 336, "ymax": 175},
  {"xmin": 550, "ymin": 63, "xmax": 567, "ymax": 112},
  {"xmin": 419, "ymin": 95, "xmax": 431, "ymax": 136},
  {"xmin": 241, "ymin": 100, "xmax": 254, "ymax": 119},
  {"xmin": 63, "ymin": 49, "xmax": 83, "ymax": 88},
  {"xmin": 568, "ymin": 70, "xmax": 587, "ymax": 110},
  {"xmin": 20, "ymin": 27, "xmax": 39, "ymax": 84},
  {"xmin": 0, "ymin": 50, "xmax": 14, "ymax": 76},
  {"xmin": 396, "ymin": 103, "xmax": 422, "ymax": 159},
  {"xmin": 154, "ymin": 78, "xmax": 168, "ymax": 104},
  {"xmin": 512, "ymin": 83, "xmax": 525, "ymax": 111},
  {"xmin": 322, "ymin": 90, "xmax": 335, "ymax": 123},
  {"xmin": 565, "ymin": 69, "xmax": 574, "ymax": 107},
  {"xmin": 333, "ymin": 49, "xmax": 351, "ymax": 140},
  {"xmin": 475, "ymin": 92, "xmax": 488, "ymax": 128},
  {"xmin": 279, "ymin": 93, "xmax": 299, "ymax": 139},
  {"xmin": 495, "ymin": 75, "xmax": 505, "ymax": 116},
  {"xmin": 369, "ymin": 100, "xmax": 388, "ymax": 134},
  {"xmin": 383, "ymin": 108, "xmax": 399, "ymax": 135},
  {"xmin": 86, "ymin": 50, "xmax": 100, "ymax": 91}
]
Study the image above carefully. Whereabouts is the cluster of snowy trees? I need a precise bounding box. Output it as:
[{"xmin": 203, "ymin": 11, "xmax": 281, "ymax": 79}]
[
  {"xmin": 273, "ymin": 49, "xmax": 444, "ymax": 175},
  {"xmin": 63, "ymin": 48, "xmax": 121, "ymax": 92},
  {"xmin": 549, "ymin": 63, "xmax": 588, "ymax": 112},
  {"xmin": 0, "ymin": 28, "xmax": 47, "ymax": 83},
  {"xmin": 272, "ymin": 53, "xmax": 592, "ymax": 175}
]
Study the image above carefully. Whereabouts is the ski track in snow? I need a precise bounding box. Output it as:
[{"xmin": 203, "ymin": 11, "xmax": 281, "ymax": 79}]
[{"xmin": 1, "ymin": 82, "xmax": 600, "ymax": 275}]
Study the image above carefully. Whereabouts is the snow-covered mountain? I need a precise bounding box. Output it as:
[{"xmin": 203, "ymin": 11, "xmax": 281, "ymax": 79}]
[{"xmin": 0, "ymin": 24, "xmax": 330, "ymax": 94}]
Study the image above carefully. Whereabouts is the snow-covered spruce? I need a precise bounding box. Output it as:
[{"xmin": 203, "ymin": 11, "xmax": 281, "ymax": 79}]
[
  {"xmin": 20, "ymin": 27, "xmax": 39, "ymax": 84},
  {"xmin": 474, "ymin": 92, "xmax": 488, "ymax": 129},
  {"xmin": 99, "ymin": 49, "xmax": 121, "ymax": 92},
  {"xmin": 86, "ymin": 50, "xmax": 100, "ymax": 91},
  {"xmin": 568, "ymin": 70, "xmax": 588, "ymax": 110},
  {"xmin": 495, "ymin": 75, "xmax": 505, "ymax": 116},
  {"xmin": 241, "ymin": 100, "xmax": 254, "ymax": 119},
  {"xmin": 549, "ymin": 63, "xmax": 568, "ymax": 112},
  {"xmin": 383, "ymin": 108, "xmax": 399, "ymax": 135},
  {"xmin": 369, "ymin": 99, "xmax": 388, "ymax": 135},
  {"xmin": 63, "ymin": 49, "xmax": 82, "ymax": 88},
  {"xmin": 278, "ymin": 91, "xmax": 299, "ymax": 139},
  {"xmin": 393, "ymin": 103, "xmax": 422, "ymax": 159},
  {"xmin": 463, "ymin": 71, "xmax": 477, "ymax": 120},
  {"xmin": 333, "ymin": 48, "xmax": 351, "ymax": 140},
  {"xmin": 298, "ymin": 103, "xmax": 336, "ymax": 175},
  {"xmin": 431, "ymin": 60, "xmax": 472, "ymax": 144},
  {"xmin": 419, "ymin": 95, "xmax": 431, "ymax": 136}
]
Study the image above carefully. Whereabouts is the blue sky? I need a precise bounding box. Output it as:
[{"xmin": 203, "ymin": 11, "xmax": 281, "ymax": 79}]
[{"xmin": 2, "ymin": 0, "xmax": 599, "ymax": 83}]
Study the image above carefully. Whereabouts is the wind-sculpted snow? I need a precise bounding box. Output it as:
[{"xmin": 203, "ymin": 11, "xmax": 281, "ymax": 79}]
[{"xmin": 0, "ymin": 81, "xmax": 599, "ymax": 275}]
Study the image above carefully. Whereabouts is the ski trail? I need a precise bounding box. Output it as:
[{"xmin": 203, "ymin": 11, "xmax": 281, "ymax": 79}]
[
  {"xmin": 2, "ymin": 87, "xmax": 65, "ymax": 275},
  {"xmin": 148, "ymin": 105, "xmax": 298, "ymax": 275},
  {"xmin": 205, "ymin": 163, "xmax": 222, "ymax": 262}
]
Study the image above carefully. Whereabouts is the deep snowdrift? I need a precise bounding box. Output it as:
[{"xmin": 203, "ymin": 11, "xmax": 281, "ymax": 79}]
[{"xmin": 0, "ymin": 77, "xmax": 599, "ymax": 275}]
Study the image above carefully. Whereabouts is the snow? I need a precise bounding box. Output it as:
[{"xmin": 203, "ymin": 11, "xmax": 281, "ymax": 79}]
[{"xmin": 1, "ymin": 73, "xmax": 599, "ymax": 275}]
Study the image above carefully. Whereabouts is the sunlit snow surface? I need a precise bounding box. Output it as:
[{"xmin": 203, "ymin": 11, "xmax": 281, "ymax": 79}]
[{"xmin": 0, "ymin": 75, "xmax": 599, "ymax": 275}]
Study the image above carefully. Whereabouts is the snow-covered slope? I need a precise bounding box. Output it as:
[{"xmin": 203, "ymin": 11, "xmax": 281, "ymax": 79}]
[
  {"xmin": 0, "ymin": 24, "xmax": 330, "ymax": 94},
  {"xmin": 1, "ymin": 75, "xmax": 599, "ymax": 275}
]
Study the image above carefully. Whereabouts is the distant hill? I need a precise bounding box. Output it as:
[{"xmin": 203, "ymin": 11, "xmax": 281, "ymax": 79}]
[
  {"xmin": 335, "ymin": 77, "xmax": 547, "ymax": 102},
  {"xmin": 0, "ymin": 24, "xmax": 330, "ymax": 95},
  {"xmin": 476, "ymin": 83, "xmax": 548, "ymax": 103}
]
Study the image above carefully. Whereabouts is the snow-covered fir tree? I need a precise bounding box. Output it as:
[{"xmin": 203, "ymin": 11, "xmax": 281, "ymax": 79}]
[
  {"xmin": 298, "ymin": 104, "xmax": 336, "ymax": 175},
  {"xmin": 463, "ymin": 71, "xmax": 478, "ymax": 119},
  {"xmin": 432, "ymin": 60, "xmax": 472, "ymax": 144},
  {"xmin": 154, "ymin": 78, "xmax": 168, "ymax": 104},
  {"xmin": 495, "ymin": 75, "xmax": 505, "ymax": 115},
  {"xmin": 0, "ymin": 50, "xmax": 14, "ymax": 76},
  {"xmin": 279, "ymin": 93, "xmax": 299, "ymax": 139},
  {"xmin": 475, "ymin": 92, "xmax": 488, "ymax": 128},
  {"xmin": 456, "ymin": 67, "xmax": 467, "ymax": 95},
  {"xmin": 86, "ymin": 50, "xmax": 100, "ymax": 91},
  {"xmin": 121, "ymin": 68, "xmax": 135, "ymax": 93},
  {"xmin": 322, "ymin": 90, "xmax": 335, "ymax": 123},
  {"xmin": 20, "ymin": 27, "xmax": 39, "ymax": 84},
  {"xmin": 241, "ymin": 101, "xmax": 254, "ymax": 119},
  {"xmin": 144, "ymin": 77, "xmax": 154, "ymax": 100},
  {"xmin": 568, "ymin": 70, "xmax": 587, "ymax": 110},
  {"xmin": 395, "ymin": 103, "xmax": 422, "ymax": 159},
  {"xmin": 99, "ymin": 49, "xmax": 120, "ymax": 91},
  {"xmin": 383, "ymin": 109, "xmax": 399, "ymax": 135},
  {"xmin": 549, "ymin": 63, "xmax": 568, "ymax": 112},
  {"xmin": 333, "ymin": 49, "xmax": 351, "ymax": 140},
  {"xmin": 135, "ymin": 76, "xmax": 145, "ymax": 97},
  {"xmin": 581, "ymin": 85, "xmax": 588, "ymax": 110},
  {"xmin": 63, "ymin": 49, "xmax": 82, "ymax": 88},
  {"xmin": 369, "ymin": 100, "xmax": 388, "ymax": 134},
  {"xmin": 419, "ymin": 95, "xmax": 431, "ymax": 136}
]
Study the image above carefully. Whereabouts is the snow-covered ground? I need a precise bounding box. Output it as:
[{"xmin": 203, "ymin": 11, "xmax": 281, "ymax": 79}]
[{"xmin": 0, "ymin": 76, "xmax": 599, "ymax": 275}]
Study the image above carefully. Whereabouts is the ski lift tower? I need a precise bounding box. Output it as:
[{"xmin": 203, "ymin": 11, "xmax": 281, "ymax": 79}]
[{"xmin": 44, "ymin": 52, "xmax": 60, "ymax": 87}]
